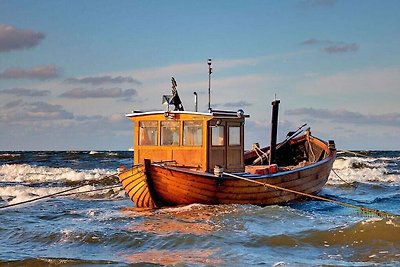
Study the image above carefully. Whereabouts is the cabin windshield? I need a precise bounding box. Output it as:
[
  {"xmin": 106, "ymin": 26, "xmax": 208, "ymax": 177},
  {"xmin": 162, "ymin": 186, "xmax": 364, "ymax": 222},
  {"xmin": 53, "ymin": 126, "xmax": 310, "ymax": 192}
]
[
  {"xmin": 161, "ymin": 121, "xmax": 180, "ymax": 146},
  {"xmin": 183, "ymin": 121, "xmax": 203, "ymax": 146},
  {"xmin": 139, "ymin": 121, "xmax": 158, "ymax": 145}
]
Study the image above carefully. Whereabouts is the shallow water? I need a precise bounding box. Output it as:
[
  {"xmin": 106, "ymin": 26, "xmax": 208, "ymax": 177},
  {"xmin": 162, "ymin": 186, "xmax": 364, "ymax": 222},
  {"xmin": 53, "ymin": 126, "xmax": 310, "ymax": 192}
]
[{"xmin": 0, "ymin": 151, "xmax": 399, "ymax": 266}]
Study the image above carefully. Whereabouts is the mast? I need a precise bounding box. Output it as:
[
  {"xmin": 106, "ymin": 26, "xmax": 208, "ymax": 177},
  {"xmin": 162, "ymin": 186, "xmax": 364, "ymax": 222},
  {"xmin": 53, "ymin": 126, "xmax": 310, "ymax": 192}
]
[{"xmin": 208, "ymin": 58, "xmax": 212, "ymax": 112}]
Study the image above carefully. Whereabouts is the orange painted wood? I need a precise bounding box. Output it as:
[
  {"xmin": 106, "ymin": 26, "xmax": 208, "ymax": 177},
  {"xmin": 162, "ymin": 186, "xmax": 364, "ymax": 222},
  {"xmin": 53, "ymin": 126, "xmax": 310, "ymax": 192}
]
[{"xmin": 119, "ymin": 129, "xmax": 336, "ymax": 208}]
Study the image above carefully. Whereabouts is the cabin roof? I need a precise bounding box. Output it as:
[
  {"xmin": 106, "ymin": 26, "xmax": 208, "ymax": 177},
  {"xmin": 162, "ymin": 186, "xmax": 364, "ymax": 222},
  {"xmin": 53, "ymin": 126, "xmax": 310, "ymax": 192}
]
[
  {"xmin": 126, "ymin": 109, "xmax": 249, "ymax": 119},
  {"xmin": 126, "ymin": 110, "xmax": 212, "ymax": 118}
]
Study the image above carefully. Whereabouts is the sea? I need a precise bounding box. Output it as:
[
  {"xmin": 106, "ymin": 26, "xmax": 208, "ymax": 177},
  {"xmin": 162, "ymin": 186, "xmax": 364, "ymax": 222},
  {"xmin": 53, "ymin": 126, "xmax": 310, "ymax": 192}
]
[{"xmin": 0, "ymin": 150, "xmax": 399, "ymax": 266}]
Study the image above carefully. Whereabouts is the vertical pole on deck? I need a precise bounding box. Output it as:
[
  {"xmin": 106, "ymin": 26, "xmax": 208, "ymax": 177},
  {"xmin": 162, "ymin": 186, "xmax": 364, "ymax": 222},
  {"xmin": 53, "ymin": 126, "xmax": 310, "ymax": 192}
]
[
  {"xmin": 207, "ymin": 58, "xmax": 212, "ymax": 112},
  {"xmin": 194, "ymin": 92, "xmax": 198, "ymax": 112},
  {"xmin": 269, "ymin": 99, "xmax": 280, "ymax": 164}
]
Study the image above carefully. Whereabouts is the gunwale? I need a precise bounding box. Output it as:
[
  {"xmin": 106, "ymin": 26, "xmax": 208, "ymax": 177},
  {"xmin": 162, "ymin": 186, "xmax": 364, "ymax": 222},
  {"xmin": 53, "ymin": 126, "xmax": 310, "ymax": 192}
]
[{"xmin": 118, "ymin": 134, "xmax": 336, "ymax": 207}]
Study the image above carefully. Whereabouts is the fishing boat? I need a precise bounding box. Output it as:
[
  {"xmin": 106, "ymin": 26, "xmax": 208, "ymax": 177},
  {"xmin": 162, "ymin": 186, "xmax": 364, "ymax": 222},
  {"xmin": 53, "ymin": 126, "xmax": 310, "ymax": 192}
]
[{"xmin": 118, "ymin": 60, "xmax": 336, "ymax": 208}]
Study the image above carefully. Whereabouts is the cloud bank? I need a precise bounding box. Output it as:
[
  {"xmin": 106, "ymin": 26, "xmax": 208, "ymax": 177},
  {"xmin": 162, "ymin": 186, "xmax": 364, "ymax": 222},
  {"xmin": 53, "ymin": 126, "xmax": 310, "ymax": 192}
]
[
  {"xmin": 302, "ymin": 39, "xmax": 359, "ymax": 54},
  {"xmin": 286, "ymin": 108, "xmax": 400, "ymax": 127},
  {"xmin": 0, "ymin": 88, "xmax": 50, "ymax": 97},
  {"xmin": 65, "ymin": 75, "xmax": 141, "ymax": 85},
  {"xmin": 0, "ymin": 24, "xmax": 45, "ymax": 52},
  {"xmin": 60, "ymin": 87, "xmax": 137, "ymax": 99},
  {"xmin": 0, "ymin": 65, "xmax": 61, "ymax": 80},
  {"xmin": 0, "ymin": 101, "xmax": 74, "ymax": 122},
  {"xmin": 298, "ymin": 0, "xmax": 336, "ymax": 8}
]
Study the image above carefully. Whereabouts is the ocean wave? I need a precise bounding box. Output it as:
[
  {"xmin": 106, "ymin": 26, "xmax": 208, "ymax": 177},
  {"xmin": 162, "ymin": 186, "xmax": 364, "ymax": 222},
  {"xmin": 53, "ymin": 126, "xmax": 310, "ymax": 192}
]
[
  {"xmin": 0, "ymin": 183, "xmax": 124, "ymax": 207},
  {"xmin": 265, "ymin": 218, "xmax": 400, "ymax": 246},
  {"xmin": 0, "ymin": 164, "xmax": 113, "ymax": 184},
  {"xmin": 244, "ymin": 218, "xmax": 400, "ymax": 264},
  {"xmin": 328, "ymin": 157, "xmax": 400, "ymax": 185},
  {"xmin": 0, "ymin": 153, "xmax": 21, "ymax": 160},
  {"xmin": 0, "ymin": 258, "xmax": 117, "ymax": 265}
]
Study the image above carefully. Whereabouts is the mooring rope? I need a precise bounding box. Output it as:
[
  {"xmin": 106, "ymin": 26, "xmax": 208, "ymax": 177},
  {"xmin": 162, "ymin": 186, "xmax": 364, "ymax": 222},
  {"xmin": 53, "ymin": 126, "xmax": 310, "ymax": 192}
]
[
  {"xmin": 0, "ymin": 185, "xmax": 87, "ymax": 210},
  {"xmin": 338, "ymin": 149, "xmax": 369, "ymax": 158},
  {"xmin": 57, "ymin": 184, "xmax": 122, "ymax": 197},
  {"xmin": 331, "ymin": 169, "xmax": 356, "ymax": 188},
  {"xmin": 222, "ymin": 172, "xmax": 399, "ymax": 219},
  {"xmin": 0, "ymin": 173, "xmax": 120, "ymax": 210}
]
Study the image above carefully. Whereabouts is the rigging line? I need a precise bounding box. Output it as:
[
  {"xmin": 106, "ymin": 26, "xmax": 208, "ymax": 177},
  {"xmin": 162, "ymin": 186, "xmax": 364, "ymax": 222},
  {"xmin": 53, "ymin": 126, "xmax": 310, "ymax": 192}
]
[
  {"xmin": 338, "ymin": 149, "xmax": 369, "ymax": 158},
  {"xmin": 0, "ymin": 184, "xmax": 87, "ymax": 210},
  {"xmin": 277, "ymin": 123, "xmax": 308, "ymax": 149},
  {"xmin": 255, "ymin": 145, "xmax": 269, "ymax": 163},
  {"xmin": 222, "ymin": 172, "xmax": 399, "ymax": 219},
  {"xmin": 254, "ymin": 146, "xmax": 263, "ymax": 164},
  {"xmin": 56, "ymin": 184, "xmax": 122, "ymax": 197},
  {"xmin": 0, "ymin": 172, "xmax": 120, "ymax": 210},
  {"xmin": 332, "ymin": 169, "xmax": 356, "ymax": 188}
]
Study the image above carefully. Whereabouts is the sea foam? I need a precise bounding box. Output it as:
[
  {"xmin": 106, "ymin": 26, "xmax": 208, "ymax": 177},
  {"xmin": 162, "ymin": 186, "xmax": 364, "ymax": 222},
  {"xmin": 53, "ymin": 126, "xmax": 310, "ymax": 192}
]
[
  {"xmin": 328, "ymin": 157, "xmax": 400, "ymax": 185},
  {"xmin": 0, "ymin": 163, "xmax": 111, "ymax": 183}
]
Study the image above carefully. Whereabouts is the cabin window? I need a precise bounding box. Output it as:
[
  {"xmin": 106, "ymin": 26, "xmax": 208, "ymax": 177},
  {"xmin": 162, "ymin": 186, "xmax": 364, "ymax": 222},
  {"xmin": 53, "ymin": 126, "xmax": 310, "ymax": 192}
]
[
  {"xmin": 211, "ymin": 126, "xmax": 224, "ymax": 146},
  {"xmin": 161, "ymin": 121, "xmax": 180, "ymax": 146},
  {"xmin": 229, "ymin": 126, "xmax": 241, "ymax": 146},
  {"xmin": 139, "ymin": 121, "xmax": 158, "ymax": 146},
  {"xmin": 183, "ymin": 121, "xmax": 202, "ymax": 146}
]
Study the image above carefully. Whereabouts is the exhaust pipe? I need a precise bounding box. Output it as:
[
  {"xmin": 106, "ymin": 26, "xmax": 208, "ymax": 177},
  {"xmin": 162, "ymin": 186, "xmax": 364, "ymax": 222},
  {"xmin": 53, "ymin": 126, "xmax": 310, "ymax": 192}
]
[
  {"xmin": 269, "ymin": 99, "xmax": 280, "ymax": 164},
  {"xmin": 194, "ymin": 92, "xmax": 198, "ymax": 112}
]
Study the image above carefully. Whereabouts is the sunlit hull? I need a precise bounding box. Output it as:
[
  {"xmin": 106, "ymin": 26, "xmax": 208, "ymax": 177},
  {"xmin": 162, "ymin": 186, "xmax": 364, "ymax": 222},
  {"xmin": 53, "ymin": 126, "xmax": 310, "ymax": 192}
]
[{"xmin": 119, "ymin": 134, "xmax": 336, "ymax": 208}]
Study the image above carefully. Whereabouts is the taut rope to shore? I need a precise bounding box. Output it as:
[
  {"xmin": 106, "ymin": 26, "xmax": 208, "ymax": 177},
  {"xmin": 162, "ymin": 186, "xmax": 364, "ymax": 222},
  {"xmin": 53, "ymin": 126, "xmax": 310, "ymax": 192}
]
[
  {"xmin": 223, "ymin": 172, "xmax": 399, "ymax": 219},
  {"xmin": 0, "ymin": 173, "xmax": 120, "ymax": 210}
]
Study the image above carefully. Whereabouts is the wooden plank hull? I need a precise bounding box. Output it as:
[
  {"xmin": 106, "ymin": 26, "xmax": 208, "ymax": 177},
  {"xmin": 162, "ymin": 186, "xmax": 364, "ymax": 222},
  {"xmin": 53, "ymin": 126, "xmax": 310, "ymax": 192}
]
[
  {"xmin": 118, "ymin": 136, "xmax": 336, "ymax": 208},
  {"xmin": 118, "ymin": 165, "xmax": 158, "ymax": 208}
]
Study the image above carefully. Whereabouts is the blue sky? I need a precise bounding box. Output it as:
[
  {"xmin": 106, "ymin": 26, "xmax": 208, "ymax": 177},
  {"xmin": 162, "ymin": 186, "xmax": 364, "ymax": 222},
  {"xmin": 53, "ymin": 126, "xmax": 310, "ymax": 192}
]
[{"xmin": 1, "ymin": 0, "xmax": 399, "ymax": 150}]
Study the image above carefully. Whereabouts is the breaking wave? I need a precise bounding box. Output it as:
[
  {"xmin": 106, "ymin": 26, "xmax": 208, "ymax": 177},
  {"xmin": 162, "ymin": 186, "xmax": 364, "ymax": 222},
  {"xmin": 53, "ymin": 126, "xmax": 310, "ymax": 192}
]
[
  {"xmin": 328, "ymin": 156, "xmax": 400, "ymax": 185},
  {"xmin": 0, "ymin": 164, "xmax": 123, "ymax": 205}
]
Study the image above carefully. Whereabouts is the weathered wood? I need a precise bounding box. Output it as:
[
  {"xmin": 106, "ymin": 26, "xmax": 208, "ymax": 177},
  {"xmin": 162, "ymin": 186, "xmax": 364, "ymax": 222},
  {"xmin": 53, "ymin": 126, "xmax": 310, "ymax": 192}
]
[{"xmin": 118, "ymin": 109, "xmax": 336, "ymax": 208}]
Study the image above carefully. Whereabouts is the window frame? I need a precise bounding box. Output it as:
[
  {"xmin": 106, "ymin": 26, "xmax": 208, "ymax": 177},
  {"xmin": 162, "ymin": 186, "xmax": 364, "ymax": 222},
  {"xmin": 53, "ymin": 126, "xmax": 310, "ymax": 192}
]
[
  {"xmin": 138, "ymin": 121, "xmax": 158, "ymax": 146},
  {"xmin": 160, "ymin": 120, "xmax": 180, "ymax": 146},
  {"xmin": 183, "ymin": 121, "xmax": 203, "ymax": 147},
  {"xmin": 228, "ymin": 126, "xmax": 241, "ymax": 146},
  {"xmin": 211, "ymin": 125, "xmax": 225, "ymax": 146}
]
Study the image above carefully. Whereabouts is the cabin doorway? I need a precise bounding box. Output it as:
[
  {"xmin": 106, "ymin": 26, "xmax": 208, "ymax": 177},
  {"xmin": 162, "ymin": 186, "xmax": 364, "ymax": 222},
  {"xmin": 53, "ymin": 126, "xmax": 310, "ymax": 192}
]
[
  {"xmin": 226, "ymin": 121, "xmax": 243, "ymax": 171},
  {"xmin": 208, "ymin": 120, "xmax": 244, "ymax": 173}
]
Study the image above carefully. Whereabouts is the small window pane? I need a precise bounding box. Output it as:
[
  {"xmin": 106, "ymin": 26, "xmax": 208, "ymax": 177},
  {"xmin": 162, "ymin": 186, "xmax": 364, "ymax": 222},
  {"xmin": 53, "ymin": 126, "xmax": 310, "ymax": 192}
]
[
  {"xmin": 161, "ymin": 121, "xmax": 180, "ymax": 146},
  {"xmin": 139, "ymin": 121, "xmax": 158, "ymax": 146},
  {"xmin": 212, "ymin": 126, "xmax": 224, "ymax": 146},
  {"xmin": 229, "ymin": 126, "xmax": 241, "ymax": 146},
  {"xmin": 183, "ymin": 121, "xmax": 202, "ymax": 146}
]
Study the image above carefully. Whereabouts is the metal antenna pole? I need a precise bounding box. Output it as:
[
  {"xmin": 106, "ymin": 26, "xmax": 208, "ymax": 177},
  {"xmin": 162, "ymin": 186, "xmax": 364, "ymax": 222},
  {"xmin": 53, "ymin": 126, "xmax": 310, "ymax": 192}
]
[{"xmin": 208, "ymin": 58, "xmax": 212, "ymax": 112}]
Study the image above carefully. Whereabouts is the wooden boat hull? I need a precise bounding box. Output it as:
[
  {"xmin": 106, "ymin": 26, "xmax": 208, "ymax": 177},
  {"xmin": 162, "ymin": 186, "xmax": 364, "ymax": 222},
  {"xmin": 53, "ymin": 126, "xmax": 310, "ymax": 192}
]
[
  {"xmin": 118, "ymin": 164, "xmax": 158, "ymax": 208},
  {"xmin": 119, "ymin": 135, "xmax": 336, "ymax": 208}
]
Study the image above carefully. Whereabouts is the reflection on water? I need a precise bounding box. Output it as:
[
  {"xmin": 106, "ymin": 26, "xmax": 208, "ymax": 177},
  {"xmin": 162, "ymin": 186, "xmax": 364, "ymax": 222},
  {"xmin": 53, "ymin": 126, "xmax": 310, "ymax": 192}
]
[
  {"xmin": 125, "ymin": 249, "xmax": 221, "ymax": 265},
  {"xmin": 123, "ymin": 204, "xmax": 225, "ymax": 235}
]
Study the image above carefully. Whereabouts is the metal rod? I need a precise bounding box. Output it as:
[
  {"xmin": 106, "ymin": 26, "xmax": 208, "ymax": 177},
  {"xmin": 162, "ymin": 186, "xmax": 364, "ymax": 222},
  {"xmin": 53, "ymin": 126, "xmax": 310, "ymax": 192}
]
[
  {"xmin": 208, "ymin": 58, "xmax": 212, "ymax": 112},
  {"xmin": 194, "ymin": 92, "xmax": 198, "ymax": 112}
]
